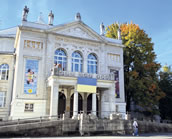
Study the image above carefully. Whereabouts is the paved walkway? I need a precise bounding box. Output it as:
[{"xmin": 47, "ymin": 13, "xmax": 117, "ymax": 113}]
[{"xmin": 9, "ymin": 133, "xmax": 172, "ymax": 139}]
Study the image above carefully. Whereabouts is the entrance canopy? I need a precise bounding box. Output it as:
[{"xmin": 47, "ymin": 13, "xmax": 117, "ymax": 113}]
[{"xmin": 77, "ymin": 77, "xmax": 97, "ymax": 93}]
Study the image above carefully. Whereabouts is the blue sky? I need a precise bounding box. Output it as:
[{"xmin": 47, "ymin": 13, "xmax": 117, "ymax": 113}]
[{"xmin": 0, "ymin": 0, "xmax": 171, "ymax": 67}]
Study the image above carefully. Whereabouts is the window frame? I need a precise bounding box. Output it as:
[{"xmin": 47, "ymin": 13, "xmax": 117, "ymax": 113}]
[
  {"xmin": 54, "ymin": 49, "xmax": 67, "ymax": 71},
  {"xmin": 87, "ymin": 53, "xmax": 97, "ymax": 74},
  {"xmin": 24, "ymin": 103, "xmax": 34, "ymax": 112},
  {"xmin": 0, "ymin": 64, "xmax": 9, "ymax": 80},
  {"xmin": 0, "ymin": 92, "xmax": 6, "ymax": 108},
  {"xmin": 71, "ymin": 51, "xmax": 83, "ymax": 72}
]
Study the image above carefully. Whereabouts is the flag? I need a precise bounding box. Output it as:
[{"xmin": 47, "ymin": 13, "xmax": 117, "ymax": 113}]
[{"xmin": 77, "ymin": 77, "xmax": 97, "ymax": 93}]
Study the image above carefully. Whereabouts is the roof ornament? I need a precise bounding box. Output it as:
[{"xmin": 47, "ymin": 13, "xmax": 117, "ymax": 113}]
[
  {"xmin": 22, "ymin": 6, "xmax": 29, "ymax": 21},
  {"xmin": 75, "ymin": 13, "xmax": 81, "ymax": 21},
  {"xmin": 117, "ymin": 27, "xmax": 121, "ymax": 40},
  {"xmin": 37, "ymin": 12, "xmax": 45, "ymax": 24},
  {"xmin": 48, "ymin": 10, "xmax": 54, "ymax": 25},
  {"xmin": 100, "ymin": 22, "xmax": 105, "ymax": 36}
]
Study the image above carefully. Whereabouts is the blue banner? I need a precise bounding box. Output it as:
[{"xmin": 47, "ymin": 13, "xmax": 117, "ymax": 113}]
[
  {"xmin": 77, "ymin": 77, "xmax": 97, "ymax": 86},
  {"xmin": 24, "ymin": 59, "xmax": 39, "ymax": 94}
]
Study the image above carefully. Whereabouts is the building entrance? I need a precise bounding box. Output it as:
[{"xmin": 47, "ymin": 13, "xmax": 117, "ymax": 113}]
[
  {"xmin": 70, "ymin": 93, "xmax": 83, "ymax": 117},
  {"xmin": 87, "ymin": 94, "xmax": 99, "ymax": 116},
  {"xmin": 58, "ymin": 92, "xmax": 66, "ymax": 117}
]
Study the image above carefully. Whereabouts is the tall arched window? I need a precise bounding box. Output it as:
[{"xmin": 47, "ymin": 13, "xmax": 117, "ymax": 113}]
[
  {"xmin": 87, "ymin": 54, "xmax": 97, "ymax": 74},
  {"xmin": 0, "ymin": 64, "xmax": 9, "ymax": 80},
  {"xmin": 72, "ymin": 51, "xmax": 83, "ymax": 72},
  {"xmin": 54, "ymin": 49, "xmax": 67, "ymax": 71}
]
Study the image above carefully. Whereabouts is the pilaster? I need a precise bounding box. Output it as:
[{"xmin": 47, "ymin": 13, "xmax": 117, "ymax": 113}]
[
  {"xmin": 73, "ymin": 88, "xmax": 78, "ymax": 118},
  {"xmin": 49, "ymin": 80, "xmax": 59, "ymax": 117},
  {"xmin": 92, "ymin": 93, "xmax": 96, "ymax": 115}
]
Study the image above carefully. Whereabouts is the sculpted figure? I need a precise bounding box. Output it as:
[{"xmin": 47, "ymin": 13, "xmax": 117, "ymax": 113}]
[
  {"xmin": 22, "ymin": 6, "xmax": 29, "ymax": 21},
  {"xmin": 118, "ymin": 28, "xmax": 121, "ymax": 40},
  {"xmin": 100, "ymin": 22, "xmax": 105, "ymax": 35},
  {"xmin": 48, "ymin": 10, "xmax": 54, "ymax": 25},
  {"xmin": 75, "ymin": 13, "xmax": 81, "ymax": 21}
]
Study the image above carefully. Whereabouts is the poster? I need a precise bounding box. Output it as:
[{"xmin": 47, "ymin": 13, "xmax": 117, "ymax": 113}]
[
  {"xmin": 24, "ymin": 59, "xmax": 39, "ymax": 94},
  {"xmin": 114, "ymin": 70, "xmax": 120, "ymax": 98}
]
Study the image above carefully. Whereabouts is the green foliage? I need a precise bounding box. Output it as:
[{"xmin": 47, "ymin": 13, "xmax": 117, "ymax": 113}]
[
  {"xmin": 159, "ymin": 69, "xmax": 172, "ymax": 120},
  {"xmin": 106, "ymin": 22, "xmax": 165, "ymax": 115}
]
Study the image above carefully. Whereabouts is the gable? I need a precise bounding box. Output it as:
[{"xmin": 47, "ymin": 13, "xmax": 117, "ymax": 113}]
[{"xmin": 48, "ymin": 21, "xmax": 104, "ymax": 41}]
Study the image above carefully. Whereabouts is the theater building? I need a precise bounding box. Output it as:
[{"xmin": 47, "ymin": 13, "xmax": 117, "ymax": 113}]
[{"xmin": 0, "ymin": 7, "xmax": 126, "ymax": 120}]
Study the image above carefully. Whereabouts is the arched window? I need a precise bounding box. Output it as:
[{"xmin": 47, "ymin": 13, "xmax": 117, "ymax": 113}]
[
  {"xmin": 0, "ymin": 64, "xmax": 9, "ymax": 80},
  {"xmin": 54, "ymin": 49, "xmax": 67, "ymax": 71},
  {"xmin": 87, "ymin": 54, "xmax": 97, "ymax": 74},
  {"xmin": 72, "ymin": 51, "xmax": 83, "ymax": 72}
]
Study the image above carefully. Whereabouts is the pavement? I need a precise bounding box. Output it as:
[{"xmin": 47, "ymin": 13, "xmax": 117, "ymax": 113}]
[{"xmin": 7, "ymin": 133, "xmax": 172, "ymax": 139}]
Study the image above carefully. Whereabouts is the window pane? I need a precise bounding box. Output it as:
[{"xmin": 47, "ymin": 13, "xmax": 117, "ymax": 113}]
[
  {"xmin": 75, "ymin": 64, "xmax": 78, "ymax": 72},
  {"xmin": 58, "ymin": 57, "xmax": 62, "ymax": 60},
  {"xmin": 75, "ymin": 59, "xmax": 79, "ymax": 62},
  {"xmin": 80, "ymin": 64, "xmax": 82, "ymax": 72},
  {"xmin": 54, "ymin": 49, "xmax": 67, "ymax": 71},
  {"xmin": 0, "ymin": 92, "xmax": 5, "ymax": 107}
]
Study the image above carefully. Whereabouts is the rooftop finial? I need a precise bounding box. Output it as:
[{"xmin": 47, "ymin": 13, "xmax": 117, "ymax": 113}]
[
  {"xmin": 75, "ymin": 13, "xmax": 81, "ymax": 21},
  {"xmin": 48, "ymin": 10, "xmax": 54, "ymax": 25},
  {"xmin": 37, "ymin": 12, "xmax": 45, "ymax": 24},
  {"xmin": 22, "ymin": 6, "xmax": 29, "ymax": 21},
  {"xmin": 100, "ymin": 22, "xmax": 105, "ymax": 36},
  {"xmin": 117, "ymin": 27, "xmax": 121, "ymax": 40}
]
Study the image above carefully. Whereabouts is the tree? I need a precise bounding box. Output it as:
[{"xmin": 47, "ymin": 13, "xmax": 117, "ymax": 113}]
[
  {"xmin": 159, "ymin": 66, "xmax": 172, "ymax": 120},
  {"xmin": 106, "ymin": 22, "xmax": 165, "ymax": 115}
]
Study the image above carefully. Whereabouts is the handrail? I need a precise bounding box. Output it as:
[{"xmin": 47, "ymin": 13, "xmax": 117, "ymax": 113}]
[
  {"xmin": 0, "ymin": 115, "xmax": 60, "ymax": 127},
  {"xmin": 51, "ymin": 69, "xmax": 115, "ymax": 81}
]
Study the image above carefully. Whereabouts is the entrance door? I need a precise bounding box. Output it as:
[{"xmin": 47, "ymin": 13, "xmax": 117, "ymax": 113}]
[
  {"xmin": 70, "ymin": 93, "xmax": 83, "ymax": 117},
  {"xmin": 58, "ymin": 92, "xmax": 66, "ymax": 117},
  {"xmin": 87, "ymin": 94, "xmax": 99, "ymax": 116}
]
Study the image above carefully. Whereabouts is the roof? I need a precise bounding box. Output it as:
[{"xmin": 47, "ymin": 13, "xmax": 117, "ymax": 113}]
[
  {"xmin": 0, "ymin": 20, "xmax": 123, "ymax": 46},
  {"xmin": 0, "ymin": 27, "xmax": 17, "ymax": 38}
]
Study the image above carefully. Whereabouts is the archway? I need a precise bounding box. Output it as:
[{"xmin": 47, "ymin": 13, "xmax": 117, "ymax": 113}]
[
  {"xmin": 70, "ymin": 93, "xmax": 83, "ymax": 117},
  {"xmin": 58, "ymin": 92, "xmax": 66, "ymax": 117},
  {"xmin": 87, "ymin": 94, "xmax": 99, "ymax": 116}
]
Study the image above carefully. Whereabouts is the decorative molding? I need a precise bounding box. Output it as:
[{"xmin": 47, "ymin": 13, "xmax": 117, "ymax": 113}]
[
  {"xmin": 55, "ymin": 37, "xmax": 99, "ymax": 47},
  {"xmin": 52, "ymin": 70, "xmax": 115, "ymax": 81},
  {"xmin": 108, "ymin": 53, "xmax": 120, "ymax": 63},
  {"xmin": 57, "ymin": 27, "xmax": 97, "ymax": 41},
  {"xmin": 24, "ymin": 40, "xmax": 43, "ymax": 49}
]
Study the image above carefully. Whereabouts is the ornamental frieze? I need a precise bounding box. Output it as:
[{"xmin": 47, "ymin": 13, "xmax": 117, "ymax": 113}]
[
  {"xmin": 24, "ymin": 40, "xmax": 43, "ymax": 49},
  {"xmin": 55, "ymin": 36, "xmax": 99, "ymax": 47}
]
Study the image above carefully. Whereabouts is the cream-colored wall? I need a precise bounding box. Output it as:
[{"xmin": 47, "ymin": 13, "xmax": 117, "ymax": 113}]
[
  {"xmin": 11, "ymin": 99, "xmax": 46, "ymax": 119},
  {"xmin": 0, "ymin": 38, "xmax": 14, "ymax": 52},
  {"xmin": 10, "ymin": 23, "xmax": 126, "ymax": 119},
  {"xmin": 0, "ymin": 54, "xmax": 14, "ymax": 120},
  {"xmin": 10, "ymin": 30, "xmax": 48, "ymax": 119}
]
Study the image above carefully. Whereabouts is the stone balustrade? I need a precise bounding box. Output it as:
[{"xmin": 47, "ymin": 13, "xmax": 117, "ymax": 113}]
[{"xmin": 52, "ymin": 68, "xmax": 115, "ymax": 81}]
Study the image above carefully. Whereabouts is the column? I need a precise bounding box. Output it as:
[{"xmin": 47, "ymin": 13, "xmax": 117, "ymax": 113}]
[
  {"xmin": 67, "ymin": 56, "xmax": 71, "ymax": 72},
  {"xmin": 65, "ymin": 89, "xmax": 71, "ymax": 112},
  {"xmin": 50, "ymin": 83, "xmax": 59, "ymax": 117},
  {"xmin": 92, "ymin": 93, "xmax": 96, "ymax": 115},
  {"xmin": 83, "ymin": 55, "xmax": 87, "ymax": 73},
  {"xmin": 73, "ymin": 90, "xmax": 78, "ymax": 118},
  {"xmin": 83, "ymin": 93, "xmax": 87, "ymax": 113},
  {"xmin": 110, "ymin": 84, "xmax": 116, "ymax": 114}
]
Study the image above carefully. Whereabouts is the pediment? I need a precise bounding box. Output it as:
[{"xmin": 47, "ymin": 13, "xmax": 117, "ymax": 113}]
[{"xmin": 48, "ymin": 21, "xmax": 104, "ymax": 41}]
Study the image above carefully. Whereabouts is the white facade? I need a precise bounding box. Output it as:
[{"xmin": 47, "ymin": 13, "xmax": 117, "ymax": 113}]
[{"xmin": 0, "ymin": 13, "xmax": 126, "ymax": 120}]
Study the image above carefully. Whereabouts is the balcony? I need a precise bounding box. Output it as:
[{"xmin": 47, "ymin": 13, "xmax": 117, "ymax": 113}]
[{"xmin": 51, "ymin": 68, "xmax": 115, "ymax": 81}]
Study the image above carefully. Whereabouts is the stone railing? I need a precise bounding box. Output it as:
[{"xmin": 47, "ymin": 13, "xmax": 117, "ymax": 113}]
[{"xmin": 51, "ymin": 68, "xmax": 115, "ymax": 81}]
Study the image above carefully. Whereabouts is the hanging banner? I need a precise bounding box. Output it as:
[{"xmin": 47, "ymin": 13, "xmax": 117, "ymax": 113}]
[
  {"xmin": 114, "ymin": 70, "xmax": 120, "ymax": 98},
  {"xmin": 77, "ymin": 77, "xmax": 97, "ymax": 93},
  {"xmin": 24, "ymin": 59, "xmax": 39, "ymax": 94}
]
